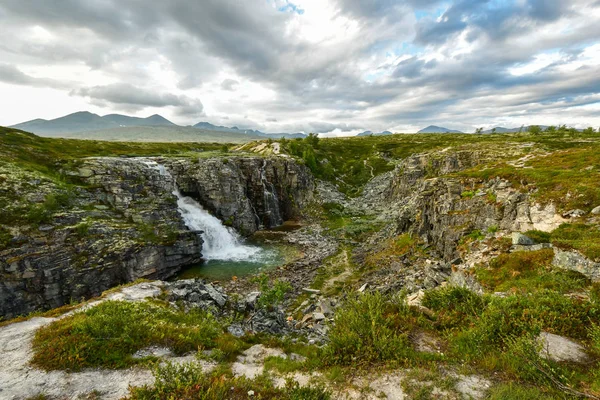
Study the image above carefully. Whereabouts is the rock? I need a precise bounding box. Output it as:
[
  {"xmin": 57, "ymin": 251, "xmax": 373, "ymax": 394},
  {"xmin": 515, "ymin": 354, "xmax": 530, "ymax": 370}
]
[
  {"xmin": 358, "ymin": 283, "xmax": 369, "ymax": 292},
  {"xmin": 552, "ymin": 249, "xmax": 600, "ymax": 281},
  {"xmin": 512, "ymin": 232, "xmax": 535, "ymax": 246},
  {"xmin": 244, "ymin": 291, "xmax": 261, "ymax": 310},
  {"xmin": 132, "ymin": 346, "xmax": 174, "ymax": 359},
  {"xmin": 406, "ymin": 290, "xmax": 425, "ymax": 307},
  {"xmin": 204, "ymin": 283, "xmax": 227, "ymax": 307},
  {"xmin": 511, "ymin": 243, "xmax": 552, "ymax": 252},
  {"xmin": 591, "ymin": 206, "xmax": 600, "ymax": 215},
  {"xmin": 318, "ymin": 299, "xmax": 334, "ymax": 316},
  {"xmin": 227, "ymin": 324, "xmax": 246, "ymax": 338},
  {"xmin": 302, "ymin": 288, "xmax": 321, "ymax": 294},
  {"xmin": 562, "ymin": 209, "xmax": 586, "ymax": 218},
  {"xmin": 538, "ymin": 332, "xmax": 588, "ymax": 363},
  {"xmin": 313, "ymin": 312, "xmax": 326, "ymax": 322}
]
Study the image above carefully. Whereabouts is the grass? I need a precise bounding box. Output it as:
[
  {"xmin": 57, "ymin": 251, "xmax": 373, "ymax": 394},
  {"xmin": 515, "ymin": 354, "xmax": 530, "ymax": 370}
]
[
  {"xmin": 0, "ymin": 127, "xmax": 225, "ymax": 178},
  {"xmin": 475, "ymin": 249, "xmax": 590, "ymax": 293},
  {"xmin": 458, "ymin": 145, "xmax": 600, "ymax": 212},
  {"xmin": 126, "ymin": 362, "xmax": 331, "ymax": 400},
  {"xmin": 31, "ymin": 300, "xmax": 222, "ymax": 371}
]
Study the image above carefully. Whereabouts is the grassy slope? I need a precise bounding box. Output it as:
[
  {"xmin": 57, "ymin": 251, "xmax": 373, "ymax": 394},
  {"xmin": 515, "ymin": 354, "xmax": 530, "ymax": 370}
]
[
  {"xmin": 280, "ymin": 131, "xmax": 600, "ymax": 197},
  {"xmin": 38, "ymin": 125, "xmax": 257, "ymax": 144}
]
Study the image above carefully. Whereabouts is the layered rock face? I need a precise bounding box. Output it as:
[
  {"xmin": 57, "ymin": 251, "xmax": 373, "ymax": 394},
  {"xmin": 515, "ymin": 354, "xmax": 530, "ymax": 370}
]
[
  {"xmin": 0, "ymin": 155, "xmax": 314, "ymax": 319},
  {"xmin": 165, "ymin": 157, "xmax": 316, "ymax": 235},
  {"xmin": 367, "ymin": 150, "xmax": 565, "ymax": 261},
  {"xmin": 0, "ymin": 158, "xmax": 203, "ymax": 318}
]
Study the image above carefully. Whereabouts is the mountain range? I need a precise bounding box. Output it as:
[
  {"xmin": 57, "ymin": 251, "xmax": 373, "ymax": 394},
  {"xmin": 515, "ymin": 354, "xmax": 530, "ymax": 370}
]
[
  {"xmin": 417, "ymin": 125, "xmax": 464, "ymax": 134},
  {"xmin": 9, "ymin": 111, "xmax": 307, "ymax": 141}
]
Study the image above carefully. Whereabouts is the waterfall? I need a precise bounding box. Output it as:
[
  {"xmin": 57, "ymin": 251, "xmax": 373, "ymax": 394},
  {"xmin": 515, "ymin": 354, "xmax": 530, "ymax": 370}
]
[
  {"xmin": 259, "ymin": 160, "xmax": 283, "ymax": 227},
  {"xmin": 139, "ymin": 159, "xmax": 266, "ymax": 262},
  {"xmin": 174, "ymin": 190, "xmax": 265, "ymax": 261}
]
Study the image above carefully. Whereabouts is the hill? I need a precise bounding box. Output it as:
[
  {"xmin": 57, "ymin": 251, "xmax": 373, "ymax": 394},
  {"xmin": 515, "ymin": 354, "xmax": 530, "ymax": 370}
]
[
  {"xmin": 10, "ymin": 112, "xmax": 176, "ymax": 135},
  {"xmin": 48, "ymin": 125, "xmax": 257, "ymax": 143},
  {"xmin": 356, "ymin": 130, "xmax": 393, "ymax": 137},
  {"xmin": 194, "ymin": 121, "xmax": 306, "ymax": 139},
  {"xmin": 10, "ymin": 111, "xmax": 307, "ymax": 140},
  {"xmin": 418, "ymin": 125, "xmax": 463, "ymax": 133}
]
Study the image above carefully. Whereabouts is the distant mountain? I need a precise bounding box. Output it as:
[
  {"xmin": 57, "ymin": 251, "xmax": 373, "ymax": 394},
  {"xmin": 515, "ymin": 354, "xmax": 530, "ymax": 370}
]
[
  {"xmin": 11, "ymin": 112, "xmax": 176, "ymax": 135},
  {"xmin": 193, "ymin": 121, "xmax": 306, "ymax": 139},
  {"xmin": 482, "ymin": 126, "xmax": 549, "ymax": 134},
  {"xmin": 10, "ymin": 112, "xmax": 306, "ymax": 140},
  {"xmin": 418, "ymin": 125, "xmax": 463, "ymax": 134},
  {"xmin": 356, "ymin": 130, "xmax": 393, "ymax": 137}
]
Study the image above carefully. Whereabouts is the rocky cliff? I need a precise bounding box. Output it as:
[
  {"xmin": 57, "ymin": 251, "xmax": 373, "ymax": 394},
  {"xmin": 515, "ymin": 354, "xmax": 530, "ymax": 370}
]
[
  {"xmin": 0, "ymin": 156, "xmax": 314, "ymax": 319},
  {"xmin": 164, "ymin": 157, "xmax": 315, "ymax": 235}
]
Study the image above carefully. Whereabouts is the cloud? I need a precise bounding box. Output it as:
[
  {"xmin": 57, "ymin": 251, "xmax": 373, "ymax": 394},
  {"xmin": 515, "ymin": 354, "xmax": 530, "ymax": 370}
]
[
  {"xmin": 221, "ymin": 79, "xmax": 239, "ymax": 91},
  {"xmin": 72, "ymin": 83, "xmax": 204, "ymax": 117},
  {"xmin": 0, "ymin": 63, "xmax": 69, "ymax": 89},
  {"xmin": 0, "ymin": 0, "xmax": 599, "ymax": 131}
]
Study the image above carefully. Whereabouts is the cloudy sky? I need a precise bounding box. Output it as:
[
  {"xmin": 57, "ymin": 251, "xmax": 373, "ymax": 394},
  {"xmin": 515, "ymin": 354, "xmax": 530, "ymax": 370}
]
[{"xmin": 0, "ymin": 0, "xmax": 599, "ymax": 135}]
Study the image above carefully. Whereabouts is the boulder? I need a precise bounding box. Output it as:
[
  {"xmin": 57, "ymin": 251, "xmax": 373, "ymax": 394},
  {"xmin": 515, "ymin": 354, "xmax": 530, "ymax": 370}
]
[
  {"xmin": 591, "ymin": 205, "xmax": 600, "ymax": 215},
  {"xmin": 538, "ymin": 332, "xmax": 588, "ymax": 363},
  {"xmin": 512, "ymin": 232, "xmax": 535, "ymax": 246},
  {"xmin": 562, "ymin": 209, "xmax": 586, "ymax": 218}
]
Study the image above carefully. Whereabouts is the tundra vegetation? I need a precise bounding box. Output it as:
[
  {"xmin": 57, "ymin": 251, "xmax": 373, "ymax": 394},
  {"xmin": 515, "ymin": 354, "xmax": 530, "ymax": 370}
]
[{"xmin": 3, "ymin": 125, "xmax": 600, "ymax": 399}]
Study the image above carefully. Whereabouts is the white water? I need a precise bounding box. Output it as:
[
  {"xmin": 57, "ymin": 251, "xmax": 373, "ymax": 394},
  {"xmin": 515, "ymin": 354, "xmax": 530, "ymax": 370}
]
[
  {"xmin": 174, "ymin": 190, "xmax": 267, "ymax": 261},
  {"xmin": 138, "ymin": 159, "xmax": 273, "ymax": 263}
]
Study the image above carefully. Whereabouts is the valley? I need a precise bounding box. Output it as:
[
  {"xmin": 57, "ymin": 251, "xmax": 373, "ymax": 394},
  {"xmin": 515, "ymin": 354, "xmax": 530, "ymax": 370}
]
[{"xmin": 1, "ymin": 127, "xmax": 600, "ymax": 399}]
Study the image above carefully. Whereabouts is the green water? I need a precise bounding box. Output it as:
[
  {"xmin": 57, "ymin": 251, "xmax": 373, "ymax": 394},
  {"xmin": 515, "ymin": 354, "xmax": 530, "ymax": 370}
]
[{"xmin": 177, "ymin": 246, "xmax": 284, "ymax": 281}]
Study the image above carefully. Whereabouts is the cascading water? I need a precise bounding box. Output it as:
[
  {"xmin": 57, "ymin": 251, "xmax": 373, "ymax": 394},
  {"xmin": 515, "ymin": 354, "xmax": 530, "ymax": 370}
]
[
  {"xmin": 174, "ymin": 190, "xmax": 264, "ymax": 261},
  {"xmin": 138, "ymin": 159, "xmax": 280, "ymax": 278},
  {"xmin": 259, "ymin": 160, "xmax": 284, "ymax": 227}
]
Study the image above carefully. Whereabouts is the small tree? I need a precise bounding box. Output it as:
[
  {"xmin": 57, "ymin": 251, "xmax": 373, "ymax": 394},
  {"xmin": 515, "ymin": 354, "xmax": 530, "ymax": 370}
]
[
  {"xmin": 583, "ymin": 127, "xmax": 595, "ymax": 135},
  {"xmin": 527, "ymin": 125, "xmax": 542, "ymax": 135},
  {"xmin": 491, "ymin": 128, "xmax": 497, "ymax": 134},
  {"xmin": 475, "ymin": 127, "xmax": 483, "ymax": 134},
  {"xmin": 545, "ymin": 126, "xmax": 556, "ymax": 133},
  {"xmin": 304, "ymin": 132, "xmax": 320, "ymax": 148}
]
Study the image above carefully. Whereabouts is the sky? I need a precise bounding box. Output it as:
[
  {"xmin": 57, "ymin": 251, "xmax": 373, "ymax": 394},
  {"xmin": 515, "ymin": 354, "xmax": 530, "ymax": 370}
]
[{"xmin": 0, "ymin": 0, "xmax": 599, "ymax": 135}]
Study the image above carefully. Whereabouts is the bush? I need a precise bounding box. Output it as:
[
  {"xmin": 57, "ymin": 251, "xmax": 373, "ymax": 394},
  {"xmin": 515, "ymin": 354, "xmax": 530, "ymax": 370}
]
[
  {"xmin": 252, "ymin": 274, "xmax": 292, "ymax": 309},
  {"xmin": 321, "ymin": 292, "xmax": 414, "ymax": 366},
  {"xmin": 32, "ymin": 300, "xmax": 222, "ymax": 370}
]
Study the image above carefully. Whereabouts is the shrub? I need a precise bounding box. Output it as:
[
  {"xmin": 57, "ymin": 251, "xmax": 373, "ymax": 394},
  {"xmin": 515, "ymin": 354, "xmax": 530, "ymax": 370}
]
[
  {"xmin": 252, "ymin": 273, "xmax": 292, "ymax": 309},
  {"xmin": 321, "ymin": 292, "xmax": 414, "ymax": 366},
  {"xmin": 31, "ymin": 300, "xmax": 222, "ymax": 370}
]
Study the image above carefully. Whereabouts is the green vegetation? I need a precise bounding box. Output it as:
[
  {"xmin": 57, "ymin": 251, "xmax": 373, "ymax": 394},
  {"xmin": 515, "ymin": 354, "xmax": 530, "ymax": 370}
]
[
  {"xmin": 459, "ymin": 145, "xmax": 600, "ymax": 212},
  {"xmin": 252, "ymin": 273, "xmax": 292, "ymax": 309},
  {"xmin": 525, "ymin": 224, "xmax": 600, "ymax": 261},
  {"xmin": 0, "ymin": 127, "xmax": 225, "ymax": 178},
  {"xmin": 476, "ymin": 249, "xmax": 590, "ymax": 293},
  {"xmin": 31, "ymin": 300, "xmax": 222, "ymax": 371},
  {"xmin": 321, "ymin": 292, "xmax": 422, "ymax": 366},
  {"xmin": 126, "ymin": 362, "xmax": 331, "ymax": 400}
]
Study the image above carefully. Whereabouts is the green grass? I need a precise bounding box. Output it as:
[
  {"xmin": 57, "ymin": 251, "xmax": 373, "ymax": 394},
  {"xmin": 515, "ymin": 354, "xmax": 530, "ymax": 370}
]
[
  {"xmin": 0, "ymin": 126, "xmax": 225, "ymax": 178},
  {"xmin": 126, "ymin": 362, "xmax": 331, "ymax": 400},
  {"xmin": 459, "ymin": 145, "xmax": 600, "ymax": 212},
  {"xmin": 31, "ymin": 300, "xmax": 222, "ymax": 371},
  {"xmin": 475, "ymin": 249, "xmax": 590, "ymax": 293},
  {"xmin": 320, "ymin": 292, "xmax": 426, "ymax": 366}
]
